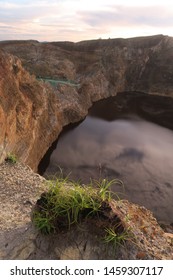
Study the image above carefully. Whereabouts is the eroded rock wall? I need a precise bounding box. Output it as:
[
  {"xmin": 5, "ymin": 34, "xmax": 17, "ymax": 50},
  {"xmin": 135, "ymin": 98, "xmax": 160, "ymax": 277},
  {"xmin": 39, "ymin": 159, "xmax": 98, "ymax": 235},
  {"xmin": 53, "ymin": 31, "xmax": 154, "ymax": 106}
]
[
  {"xmin": 1, "ymin": 35, "xmax": 173, "ymax": 170},
  {"xmin": 0, "ymin": 50, "xmax": 62, "ymax": 170},
  {"xmin": 2, "ymin": 35, "xmax": 173, "ymax": 97}
]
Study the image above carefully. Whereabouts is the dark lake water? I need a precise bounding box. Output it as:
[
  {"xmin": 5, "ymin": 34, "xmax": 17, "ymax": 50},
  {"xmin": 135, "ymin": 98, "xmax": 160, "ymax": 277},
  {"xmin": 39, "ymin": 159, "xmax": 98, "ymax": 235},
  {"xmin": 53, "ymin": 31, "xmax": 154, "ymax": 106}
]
[{"xmin": 41, "ymin": 98, "xmax": 173, "ymax": 223}]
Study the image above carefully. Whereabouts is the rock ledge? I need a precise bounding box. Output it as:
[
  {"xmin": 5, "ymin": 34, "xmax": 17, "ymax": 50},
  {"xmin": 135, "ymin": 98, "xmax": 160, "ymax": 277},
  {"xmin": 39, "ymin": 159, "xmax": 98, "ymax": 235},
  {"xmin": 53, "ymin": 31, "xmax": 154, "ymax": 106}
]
[{"xmin": 0, "ymin": 161, "xmax": 172, "ymax": 260}]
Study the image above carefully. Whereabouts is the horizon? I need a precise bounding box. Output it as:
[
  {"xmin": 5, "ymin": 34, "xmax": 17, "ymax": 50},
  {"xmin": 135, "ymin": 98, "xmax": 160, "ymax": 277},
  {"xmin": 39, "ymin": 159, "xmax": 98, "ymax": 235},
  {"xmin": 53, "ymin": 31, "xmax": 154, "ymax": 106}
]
[
  {"xmin": 0, "ymin": 1, "xmax": 173, "ymax": 42},
  {"xmin": 0, "ymin": 34, "xmax": 169, "ymax": 44}
]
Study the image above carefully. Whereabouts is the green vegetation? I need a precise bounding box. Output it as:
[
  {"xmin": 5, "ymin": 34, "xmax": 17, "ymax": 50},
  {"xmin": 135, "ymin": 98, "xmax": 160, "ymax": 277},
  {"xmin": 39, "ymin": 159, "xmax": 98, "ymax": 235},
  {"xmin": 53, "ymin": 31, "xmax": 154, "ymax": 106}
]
[
  {"xmin": 32, "ymin": 178, "xmax": 124, "ymax": 235},
  {"xmin": 5, "ymin": 153, "xmax": 17, "ymax": 163},
  {"xmin": 37, "ymin": 77, "xmax": 80, "ymax": 88},
  {"xmin": 103, "ymin": 227, "xmax": 132, "ymax": 248}
]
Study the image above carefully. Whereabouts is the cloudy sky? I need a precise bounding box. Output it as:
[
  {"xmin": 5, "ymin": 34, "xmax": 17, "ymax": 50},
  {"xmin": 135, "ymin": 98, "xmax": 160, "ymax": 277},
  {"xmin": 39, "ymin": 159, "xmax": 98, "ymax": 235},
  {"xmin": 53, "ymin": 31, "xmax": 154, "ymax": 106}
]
[{"xmin": 0, "ymin": 0, "xmax": 173, "ymax": 42}]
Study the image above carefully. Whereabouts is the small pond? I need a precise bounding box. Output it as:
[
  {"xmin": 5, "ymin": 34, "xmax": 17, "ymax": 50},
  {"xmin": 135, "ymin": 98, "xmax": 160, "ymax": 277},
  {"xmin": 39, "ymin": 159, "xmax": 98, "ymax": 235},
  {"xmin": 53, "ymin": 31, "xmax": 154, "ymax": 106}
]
[{"xmin": 39, "ymin": 96, "xmax": 173, "ymax": 223}]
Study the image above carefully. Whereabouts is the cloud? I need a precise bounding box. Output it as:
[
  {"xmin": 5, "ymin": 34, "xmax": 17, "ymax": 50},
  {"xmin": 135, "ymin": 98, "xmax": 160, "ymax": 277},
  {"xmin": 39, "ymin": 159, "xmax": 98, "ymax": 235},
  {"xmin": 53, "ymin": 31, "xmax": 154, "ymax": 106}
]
[
  {"xmin": 0, "ymin": 1, "xmax": 173, "ymax": 41},
  {"xmin": 0, "ymin": 2, "xmax": 62, "ymax": 23},
  {"xmin": 0, "ymin": 0, "xmax": 103, "ymax": 41},
  {"xmin": 0, "ymin": 25, "xmax": 16, "ymax": 29},
  {"xmin": 78, "ymin": 5, "xmax": 173, "ymax": 29},
  {"xmin": 116, "ymin": 148, "xmax": 144, "ymax": 162},
  {"xmin": 0, "ymin": 0, "xmax": 69, "ymax": 40}
]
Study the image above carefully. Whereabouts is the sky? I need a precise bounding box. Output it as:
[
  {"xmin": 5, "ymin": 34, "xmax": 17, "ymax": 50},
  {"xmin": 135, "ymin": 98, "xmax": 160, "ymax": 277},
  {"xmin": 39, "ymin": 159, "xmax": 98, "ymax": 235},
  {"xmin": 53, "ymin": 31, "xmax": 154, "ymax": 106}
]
[{"xmin": 0, "ymin": 0, "xmax": 173, "ymax": 42}]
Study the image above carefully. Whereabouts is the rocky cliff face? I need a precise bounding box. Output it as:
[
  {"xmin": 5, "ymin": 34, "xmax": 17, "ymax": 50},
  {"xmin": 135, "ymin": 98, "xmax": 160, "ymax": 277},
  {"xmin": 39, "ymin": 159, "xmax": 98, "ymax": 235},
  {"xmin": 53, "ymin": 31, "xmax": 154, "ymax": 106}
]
[
  {"xmin": 0, "ymin": 50, "xmax": 63, "ymax": 170},
  {"xmin": 1, "ymin": 34, "xmax": 173, "ymax": 169},
  {"xmin": 1, "ymin": 35, "xmax": 173, "ymax": 260},
  {"xmin": 2, "ymin": 35, "xmax": 173, "ymax": 96}
]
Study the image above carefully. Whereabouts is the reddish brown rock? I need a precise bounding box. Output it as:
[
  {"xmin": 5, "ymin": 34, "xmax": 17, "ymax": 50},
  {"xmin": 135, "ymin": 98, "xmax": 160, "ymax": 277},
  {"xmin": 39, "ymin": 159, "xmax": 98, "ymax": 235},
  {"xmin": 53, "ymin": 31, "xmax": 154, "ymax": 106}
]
[{"xmin": 0, "ymin": 50, "xmax": 63, "ymax": 170}]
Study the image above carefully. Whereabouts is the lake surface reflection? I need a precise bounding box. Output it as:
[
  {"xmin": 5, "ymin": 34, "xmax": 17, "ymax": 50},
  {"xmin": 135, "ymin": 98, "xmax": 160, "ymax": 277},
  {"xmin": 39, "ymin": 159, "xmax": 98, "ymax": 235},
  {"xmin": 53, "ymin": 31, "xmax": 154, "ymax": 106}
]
[{"xmin": 43, "ymin": 100, "xmax": 173, "ymax": 223}]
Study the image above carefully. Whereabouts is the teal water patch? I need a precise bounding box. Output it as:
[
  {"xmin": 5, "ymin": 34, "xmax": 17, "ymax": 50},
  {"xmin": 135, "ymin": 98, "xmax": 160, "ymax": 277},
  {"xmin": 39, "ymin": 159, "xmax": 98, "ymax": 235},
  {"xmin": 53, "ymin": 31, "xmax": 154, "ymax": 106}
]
[{"xmin": 37, "ymin": 77, "xmax": 80, "ymax": 88}]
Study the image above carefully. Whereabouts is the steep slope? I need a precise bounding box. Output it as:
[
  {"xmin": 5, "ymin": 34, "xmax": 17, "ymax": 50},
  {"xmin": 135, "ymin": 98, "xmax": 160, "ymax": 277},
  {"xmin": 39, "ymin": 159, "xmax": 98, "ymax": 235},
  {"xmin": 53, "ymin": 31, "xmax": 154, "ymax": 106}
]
[
  {"xmin": 0, "ymin": 50, "xmax": 63, "ymax": 170},
  {"xmin": 1, "ymin": 35, "xmax": 173, "ymax": 170}
]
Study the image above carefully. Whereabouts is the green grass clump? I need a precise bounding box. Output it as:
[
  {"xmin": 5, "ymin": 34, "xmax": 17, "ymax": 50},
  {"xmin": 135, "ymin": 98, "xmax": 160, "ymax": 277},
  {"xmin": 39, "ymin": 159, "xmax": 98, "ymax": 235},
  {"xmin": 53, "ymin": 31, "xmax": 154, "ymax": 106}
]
[
  {"xmin": 5, "ymin": 153, "xmax": 17, "ymax": 163},
  {"xmin": 103, "ymin": 227, "xmax": 132, "ymax": 248},
  {"xmin": 32, "ymin": 178, "xmax": 123, "ymax": 234}
]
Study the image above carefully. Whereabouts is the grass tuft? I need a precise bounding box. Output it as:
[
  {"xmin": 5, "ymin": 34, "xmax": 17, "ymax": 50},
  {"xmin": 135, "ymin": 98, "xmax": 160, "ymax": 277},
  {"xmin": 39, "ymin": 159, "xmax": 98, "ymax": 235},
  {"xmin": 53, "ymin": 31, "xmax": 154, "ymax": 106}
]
[
  {"xmin": 103, "ymin": 227, "xmax": 132, "ymax": 248},
  {"xmin": 5, "ymin": 153, "xmax": 17, "ymax": 163},
  {"xmin": 32, "ymin": 176, "xmax": 131, "ymax": 249}
]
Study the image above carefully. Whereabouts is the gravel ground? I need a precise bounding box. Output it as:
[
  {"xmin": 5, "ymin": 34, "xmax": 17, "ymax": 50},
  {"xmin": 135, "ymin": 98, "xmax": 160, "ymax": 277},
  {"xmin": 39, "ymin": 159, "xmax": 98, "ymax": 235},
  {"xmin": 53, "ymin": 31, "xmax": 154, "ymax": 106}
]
[{"xmin": 0, "ymin": 161, "xmax": 47, "ymax": 231}]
